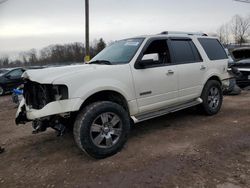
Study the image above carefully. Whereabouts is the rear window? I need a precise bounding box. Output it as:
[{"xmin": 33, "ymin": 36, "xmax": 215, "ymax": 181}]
[
  {"xmin": 171, "ymin": 39, "xmax": 202, "ymax": 64},
  {"xmin": 198, "ymin": 38, "xmax": 227, "ymax": 60}
]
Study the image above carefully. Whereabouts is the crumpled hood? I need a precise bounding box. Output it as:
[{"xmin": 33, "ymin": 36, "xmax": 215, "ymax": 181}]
[{"xmin": 23, "ymin": 64, "xmax": 99, "ymax": 84}]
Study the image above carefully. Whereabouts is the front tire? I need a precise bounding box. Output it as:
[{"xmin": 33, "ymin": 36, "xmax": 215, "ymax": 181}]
[
  {"xmin": 200, "ymin": 80, "xmax": 223, "ymax": 115},
  {"xmin": 73, "ymin": 101, "xmax": 130, "ymax": 159}
]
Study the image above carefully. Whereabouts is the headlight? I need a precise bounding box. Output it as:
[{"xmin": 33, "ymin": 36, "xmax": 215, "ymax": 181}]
[{"xmin": 52, "ymin": 85, "xmax": 68, "ymax": 101}]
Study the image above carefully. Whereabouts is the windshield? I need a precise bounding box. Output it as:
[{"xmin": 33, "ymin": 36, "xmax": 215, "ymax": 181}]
[{"xmin": 90, "ymin": 38, "xmax": 144, "ymax": 64}]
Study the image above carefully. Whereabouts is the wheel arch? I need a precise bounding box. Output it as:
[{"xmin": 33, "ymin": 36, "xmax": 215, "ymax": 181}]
[
  {"xmin": 79, "ymin": 90, "xmax": 130, "ymax": 114},
  {"xmin": 206, "ymin": 75, "xmax": 222, "ymax": 85}
]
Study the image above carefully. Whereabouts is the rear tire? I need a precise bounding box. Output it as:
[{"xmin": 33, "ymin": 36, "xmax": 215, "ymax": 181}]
[
  {"xmin": 73, "ymin": 101, "xmax": 130, "ymax": 159},
  {"xmin": 200, "ymin": 80, "xmax": 223, "ymax": 115}
]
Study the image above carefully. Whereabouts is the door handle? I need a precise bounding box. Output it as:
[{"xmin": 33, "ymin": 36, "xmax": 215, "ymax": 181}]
[
  {"xmin": 166, "ymin": 70, "xmax": 174, "ymax": 75},
  {"xmin": 200, "ymin": 65, "xmax": 206, "ymax": 71}
]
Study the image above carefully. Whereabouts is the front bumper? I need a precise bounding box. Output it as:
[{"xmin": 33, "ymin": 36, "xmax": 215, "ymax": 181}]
[{"xmin": 16, "ymin": 98, "xmax": 82, "ymax": 124}]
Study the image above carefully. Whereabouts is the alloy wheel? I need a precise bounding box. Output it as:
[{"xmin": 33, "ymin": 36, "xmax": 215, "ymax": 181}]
[
  {"xmin": 208, "ymin": 87, "xmax": 220, "ymax": 110},
  {"xmin": 90, "ymin": 112, "xmax": 122, "ymax": 149}
]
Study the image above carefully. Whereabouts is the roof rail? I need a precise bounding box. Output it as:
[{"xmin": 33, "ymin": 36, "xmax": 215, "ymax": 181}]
[{"xmin": 160, "ymin": 31, "xmax": 208, "ymax": 36}]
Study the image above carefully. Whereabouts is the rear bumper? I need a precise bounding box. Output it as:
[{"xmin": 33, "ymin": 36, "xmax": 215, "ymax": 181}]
[{"xmin": 16, "ymin": 98, "xmax": 82, "ymax": 124}]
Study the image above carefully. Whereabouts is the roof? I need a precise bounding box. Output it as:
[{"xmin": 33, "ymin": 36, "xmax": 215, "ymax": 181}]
[{"xmin": 136, "ymin": 31, "xmax": 217, "ymax": 39}]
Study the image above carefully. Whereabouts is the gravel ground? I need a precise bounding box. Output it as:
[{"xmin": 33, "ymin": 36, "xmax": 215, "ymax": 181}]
[{"xmin": 0, "ymin": 92, "xmax": 250, "ymax": 188}]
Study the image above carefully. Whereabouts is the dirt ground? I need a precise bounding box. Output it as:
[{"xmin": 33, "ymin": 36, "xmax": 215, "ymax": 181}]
[{"xmin": 0, "ymin": 92, "xmax": 250, "ymax": 188}]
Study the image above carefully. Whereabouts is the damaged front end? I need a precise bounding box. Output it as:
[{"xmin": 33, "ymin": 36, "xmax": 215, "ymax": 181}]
[{"xmin": 16, "ymin": 80, "xmax": 73, "ymax": 136}]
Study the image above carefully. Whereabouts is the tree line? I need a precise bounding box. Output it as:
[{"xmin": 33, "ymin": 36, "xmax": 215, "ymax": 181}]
[
  {"xmin": 0, "ymin": 38, "xmax": 106, "ymax": 68},
  {"xmin": 217, "ymin": 14, "xmax": 250, "ymax": 46},
  {"xmin": 1, "ymin": 14, "xmax": 250, "ymax": 69}
]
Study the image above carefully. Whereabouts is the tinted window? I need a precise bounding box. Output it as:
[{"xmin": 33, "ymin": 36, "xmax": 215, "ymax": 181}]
[
  {"xmin": 143, "ymin": 40, "xmax": 171, "ymax": 64},
  {"xmin": 189, "ymin": 41, "xmax": 203, "ymax": 62},
  {"xmin": 171, "ymin": 39, "xmax": 201, "ymax": 64},
  {"xmin": 198, "ymin": 38, "xmax": 227, "ymax": 60},
  {"xmin": 8, "ymin": 69, "xmax": 23, "ymax": 77}
]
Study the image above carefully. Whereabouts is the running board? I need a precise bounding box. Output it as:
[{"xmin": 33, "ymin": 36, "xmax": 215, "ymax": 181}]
[{"xmin": 132, "ymin": 98, "xmax": 203, "ymax": 123}]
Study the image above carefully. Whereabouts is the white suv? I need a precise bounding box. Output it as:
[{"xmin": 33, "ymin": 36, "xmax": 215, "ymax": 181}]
[{"xmin": 16, "ymin": 31, "xmax": 229, "ymax": 158}]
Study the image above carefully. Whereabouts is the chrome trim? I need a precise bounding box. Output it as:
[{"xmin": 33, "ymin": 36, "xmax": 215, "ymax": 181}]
[{"xmin": 131, "ymin": 98, "xmax": 203, "ymax": 123}]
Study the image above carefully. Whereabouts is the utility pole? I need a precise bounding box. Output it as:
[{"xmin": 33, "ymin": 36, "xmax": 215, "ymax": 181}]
[{"xmin": 85, "ymin": 0, "xmax": 90, "ymax": 62}]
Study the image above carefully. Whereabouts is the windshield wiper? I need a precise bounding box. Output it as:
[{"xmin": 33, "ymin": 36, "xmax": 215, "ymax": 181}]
[{"xmin": 88, "ymin": 60, "xmax": 112, "ymax": 65}]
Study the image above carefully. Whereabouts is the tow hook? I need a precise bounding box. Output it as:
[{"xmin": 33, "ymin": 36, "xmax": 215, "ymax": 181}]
[
  {"xmin": 53, "ymin": 123, "xmax": 66, "ymax": 137},
  {"xmin": 32, "ymin": 120, "xmax": 48, "ymax": 134}
]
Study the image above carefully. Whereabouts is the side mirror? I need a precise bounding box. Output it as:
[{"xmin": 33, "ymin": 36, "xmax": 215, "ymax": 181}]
[
  {"xmin": 138, "ymin": 53, "xmax": 159, "ymax": 68},
  {"xmin": 142, "ymin": 53, "xmax": 159, "ymax": 61}
]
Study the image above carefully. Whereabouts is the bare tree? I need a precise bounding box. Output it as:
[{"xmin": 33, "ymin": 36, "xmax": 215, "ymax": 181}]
[
  {"xmin": 19, "ymin": 52, "xmax": 29, "ymax": 66},
  {"xmin": 217, "ymin": 23, "xmax": 231, "ymax": 46},
  {"xmin": 0, "ymin": 40, "xmax": 106, "ymax": 68},
  {"xmin": 27, "ymin": 49, "xmax": 38, "ymax": 65},
  {"xmin": 94, "ymin": 38, "xmax": 106, "ymax": 54},
  {"xmin": 231, "ymin": 14, "xmax": 250, "ymax": 45},
  {"xmin": 0, "ymin": 56, "xmax": 9, "ymax": 67}
]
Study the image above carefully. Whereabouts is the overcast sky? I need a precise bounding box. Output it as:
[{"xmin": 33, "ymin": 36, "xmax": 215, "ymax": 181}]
[{"xmin": 0, "ymin": 0, "xmax": 249, "ymax": 57}]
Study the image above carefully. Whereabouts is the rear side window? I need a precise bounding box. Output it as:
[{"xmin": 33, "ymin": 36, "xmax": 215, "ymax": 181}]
[
  {"xmin": 198, "ymin": 38, "xmax": 227, "ymax": 60},
  {"xmin": 171, "ymin": 39, "xmax": 202, "ymax": 64}
]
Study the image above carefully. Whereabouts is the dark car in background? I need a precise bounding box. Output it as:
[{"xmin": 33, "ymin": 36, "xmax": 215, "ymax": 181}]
[
  {"xmin": 230, "ymin": 47, "xmax": 250, "ymax": 89},
  {"xmin": 0, "ymin": 68, "xmax": 12, "ymax": 76},
  {"xmin": 0, "ymin": 68, "xmax": 26, "ymax": 96}
]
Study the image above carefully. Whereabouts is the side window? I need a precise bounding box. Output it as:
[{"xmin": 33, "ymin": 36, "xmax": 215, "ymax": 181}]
[
  {"xmin": 189, "ymin": 41, "xmax": 203, "ymax": 62},
  {"xmin": 141, "ymin": 39, "xmax": 171, "ymax": 65},
  {"xmin": 198, "ymin": 38, "xmax": 227, "ymax": 60},
  {"xmin": 8, "ymin": 69, "xmax": 23, "ymax": 78},
  {"xmin": 171, "ymin": 39, "xmax": 202, "ymax": 64}
]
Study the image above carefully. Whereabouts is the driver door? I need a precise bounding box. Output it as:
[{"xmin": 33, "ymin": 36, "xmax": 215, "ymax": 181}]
[{"xmin": 131, "ymin": 39, "xmax": 179, "ymax": 114}]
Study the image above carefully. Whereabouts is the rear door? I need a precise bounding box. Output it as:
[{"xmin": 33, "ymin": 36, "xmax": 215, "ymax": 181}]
[
  {"xmin": 198, "ymin": 38, "xmax": 228, "ymax": 77},
  {"xmin": 169, "ymin": 38, "xmax": 205, "ymax": 103}
]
